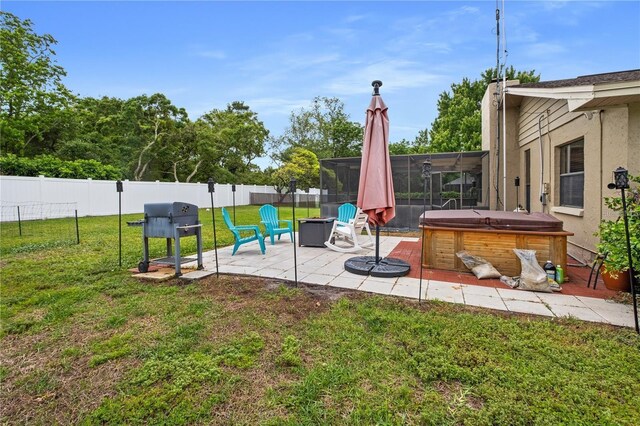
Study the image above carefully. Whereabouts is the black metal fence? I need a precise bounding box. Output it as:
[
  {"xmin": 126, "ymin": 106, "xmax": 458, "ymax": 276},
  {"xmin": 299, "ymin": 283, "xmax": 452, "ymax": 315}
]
[
  {"xmin": 249, "ymin": 192, "xmax": 319, "ymax": 208},
  {"xmin": 320, "ymin": 151, "xmax": 490, "ymax": 229}
]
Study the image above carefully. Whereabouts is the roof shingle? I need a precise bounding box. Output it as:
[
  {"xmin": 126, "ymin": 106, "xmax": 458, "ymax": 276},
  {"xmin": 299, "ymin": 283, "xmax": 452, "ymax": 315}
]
[{"xmin": 517, "ymin": 69, "xmax": 640, "ymax": 89}]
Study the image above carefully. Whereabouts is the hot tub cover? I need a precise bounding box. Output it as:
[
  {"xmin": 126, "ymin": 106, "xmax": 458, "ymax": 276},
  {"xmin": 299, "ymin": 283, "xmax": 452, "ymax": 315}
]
[{"xmin": 419, "ymin": 210, "xmax": 564, "ymax": 232}]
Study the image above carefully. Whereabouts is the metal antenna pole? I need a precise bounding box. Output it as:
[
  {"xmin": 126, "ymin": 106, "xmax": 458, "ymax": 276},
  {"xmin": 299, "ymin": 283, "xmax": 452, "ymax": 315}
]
[{"xmin": 208, "ymin": 178, "xmax": 219, "ymax": 278}]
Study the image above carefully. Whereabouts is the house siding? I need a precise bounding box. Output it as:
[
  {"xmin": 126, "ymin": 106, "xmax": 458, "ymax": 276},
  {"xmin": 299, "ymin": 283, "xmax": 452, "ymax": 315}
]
[{"xmin": 482, "ymin": 81, "xmax": 639, "ymax": 264}]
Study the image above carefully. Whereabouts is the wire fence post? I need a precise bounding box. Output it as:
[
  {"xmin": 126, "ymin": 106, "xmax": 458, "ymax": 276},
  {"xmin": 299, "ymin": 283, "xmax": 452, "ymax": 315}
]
[
  {"xmin": 17, "ymin": 206, "xmax": 22, "ymax": 237},
  {"xmin": 75, "ymin": 209, "xmax": 80, "ymax": 244}
]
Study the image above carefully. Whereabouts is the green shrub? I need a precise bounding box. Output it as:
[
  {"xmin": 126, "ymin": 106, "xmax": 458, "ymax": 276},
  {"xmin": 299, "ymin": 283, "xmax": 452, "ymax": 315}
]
[
  {"xmin": 0, "ymin": 154, "xmax": 121, "ymax": 180},
  {"xmin": 441, "ymin": 191, "xmax": 460, "ymax": 199},
  {"xmin": 596, "ymin": 174, "xmax": 639, "ymax": 278}
]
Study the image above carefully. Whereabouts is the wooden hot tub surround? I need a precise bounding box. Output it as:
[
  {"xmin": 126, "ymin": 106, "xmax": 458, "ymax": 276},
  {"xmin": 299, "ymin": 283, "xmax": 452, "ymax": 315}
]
[{"xmin": 420, "ymin": 211, "xmax": 573, "ymax": 277}]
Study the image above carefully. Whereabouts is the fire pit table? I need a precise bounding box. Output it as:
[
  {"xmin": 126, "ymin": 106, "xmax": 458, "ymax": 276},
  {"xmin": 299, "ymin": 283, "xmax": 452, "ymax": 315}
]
[{"xmin": 297, "ymin": 217, "xmax": 336, "ymax": 247}]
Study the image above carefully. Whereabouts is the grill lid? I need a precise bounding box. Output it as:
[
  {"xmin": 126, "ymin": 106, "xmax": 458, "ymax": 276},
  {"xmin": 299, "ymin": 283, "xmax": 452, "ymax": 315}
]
[{"xmin": 144, "ymin": 202, "xmax": 198, "ymax": 218}]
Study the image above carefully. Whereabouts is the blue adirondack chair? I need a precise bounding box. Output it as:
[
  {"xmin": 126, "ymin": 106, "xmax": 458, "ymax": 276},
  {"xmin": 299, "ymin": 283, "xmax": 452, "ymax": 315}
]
[
  {"xmin": 336, "ymin": 203, "xmax": 357, "ymax": 223},
  {"xmin": 259, "ymin": 204, "xmax": 293, "ymax": 245},
  {"xmin": 221, "ymin": 207, "xmax": 266, "ymax": 255}
]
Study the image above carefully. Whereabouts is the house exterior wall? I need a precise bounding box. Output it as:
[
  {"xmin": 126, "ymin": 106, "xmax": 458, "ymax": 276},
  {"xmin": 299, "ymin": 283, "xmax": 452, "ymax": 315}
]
[
  {"xmin": 481, "ymin": 81, "xmax": 521, "ymax": 211},
  {"xmin": 482, "ymin": 83, "xmax": 640, "ymax": 264}
]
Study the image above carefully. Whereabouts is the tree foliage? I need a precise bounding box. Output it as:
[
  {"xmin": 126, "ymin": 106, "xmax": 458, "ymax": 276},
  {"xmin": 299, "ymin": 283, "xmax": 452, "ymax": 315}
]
[
  {"xmin": 193, "ymin": 101, "xmax": 269, "ymax": 184},
  {"xmin": 428, "ymin": 66, "xmax": 540, "ymax": 153},
  {"xmin": 272, "ymin": 97, "xmax": 363, "ymax": 161},
  {"xmin": 271, "ymin": 148, "xmax": 319, "ymax": 195},
  {"xmin": 0, "ymin": 153, "xmax": 121, "ymax": 180},
  {"xmin": 0, "ymin": 12, "xmax": 75, "ymax": 156}
]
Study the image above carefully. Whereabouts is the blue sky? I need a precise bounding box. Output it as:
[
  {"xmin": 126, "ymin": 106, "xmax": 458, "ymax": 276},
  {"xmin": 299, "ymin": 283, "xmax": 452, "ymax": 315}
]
[{"xmin": 5, "ymin": 1, "xmax": 640, "ymax": 168}]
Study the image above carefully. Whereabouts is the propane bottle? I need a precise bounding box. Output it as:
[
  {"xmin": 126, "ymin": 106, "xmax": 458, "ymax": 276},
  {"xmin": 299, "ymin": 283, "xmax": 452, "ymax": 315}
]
[
  {"xmin": 543, "ymin": 260, "xmax": 556, "ymax": 283},
  {"xmin": 555, "ymin": 264, "xmax": 564, "ymax": 284}
]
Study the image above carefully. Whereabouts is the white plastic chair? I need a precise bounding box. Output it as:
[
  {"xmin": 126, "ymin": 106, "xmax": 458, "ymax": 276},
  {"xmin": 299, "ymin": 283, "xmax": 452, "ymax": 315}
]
[{"xmin": 324, "ymin": 208, "xmax": 374, "ymax": 253}]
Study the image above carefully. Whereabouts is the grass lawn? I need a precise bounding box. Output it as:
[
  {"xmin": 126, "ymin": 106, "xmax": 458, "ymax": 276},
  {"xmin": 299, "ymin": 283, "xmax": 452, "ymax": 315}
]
[{"xmin": 1, "ymin": 206, "xmax": 639, "ymax": 425}]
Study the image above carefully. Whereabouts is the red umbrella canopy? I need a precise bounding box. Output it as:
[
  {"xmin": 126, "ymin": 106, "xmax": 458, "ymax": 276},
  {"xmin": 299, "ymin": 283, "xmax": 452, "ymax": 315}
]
[{"xmin": 357, "ymin": 94, "xmax": 395, "ymax": 226}]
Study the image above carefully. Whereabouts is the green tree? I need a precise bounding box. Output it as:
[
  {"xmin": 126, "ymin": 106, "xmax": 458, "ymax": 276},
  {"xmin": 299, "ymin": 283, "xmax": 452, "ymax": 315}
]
[
  {"xmin": 194, "ymin": 101, "xmax": 268, "ymax": 183},
  {"xmin": 56, "ymin": 96, "xmax": 130, "ymax": 172},
  {"xmin": 388, "ymin": 130, "xmax": 430, "ymax": 155},
  {"xmin": 428, "ymin": 66, "xmax": 539, "ymax": 153},
  {"xmin": 271, "ymin": 148, "xmax": 319, "ymax": 197},
  {"xmin": 0, "ymin": 12, "xmax": 75, "ymax": 155},
  {"xmin": 272, "ymin": 97, "xmax": 363, "ymax": 161},
  {"xmin": 124, "ymin": 93, "xmax": 188, "ymax": 181}
]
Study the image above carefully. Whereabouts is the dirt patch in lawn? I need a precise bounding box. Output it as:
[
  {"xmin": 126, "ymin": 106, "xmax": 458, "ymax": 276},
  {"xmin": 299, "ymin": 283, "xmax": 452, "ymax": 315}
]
[{"xmin": 1, "ymin": 274, "xmax": 365, "ymax": 424}]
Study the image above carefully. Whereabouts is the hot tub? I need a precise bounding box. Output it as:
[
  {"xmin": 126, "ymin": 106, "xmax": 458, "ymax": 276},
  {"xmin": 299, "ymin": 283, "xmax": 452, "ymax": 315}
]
[{"xmin": 419, "ymin": 210, "xmax": 573, "ymax": 276}]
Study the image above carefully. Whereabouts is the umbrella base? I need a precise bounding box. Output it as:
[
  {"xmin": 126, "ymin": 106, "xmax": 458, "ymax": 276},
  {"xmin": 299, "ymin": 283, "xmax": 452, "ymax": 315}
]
[{"xmin": 344, "ymin": 256, "xmax": 410, "ymax": 278}]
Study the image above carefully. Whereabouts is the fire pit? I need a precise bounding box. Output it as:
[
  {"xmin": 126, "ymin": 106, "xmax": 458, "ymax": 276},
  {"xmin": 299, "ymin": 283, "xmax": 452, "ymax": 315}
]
[{"xmin": 132, "ymin": 202, "xmax": 204, "ymax": 276}]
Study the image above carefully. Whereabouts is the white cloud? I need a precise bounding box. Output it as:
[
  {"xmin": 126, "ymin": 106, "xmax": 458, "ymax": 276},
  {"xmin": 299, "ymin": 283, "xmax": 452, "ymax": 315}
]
[
  {"xmin": 344, "ymin": 14, "xmax": 368, "ymax": 24},
  {"xmin": 422, "ymin": 42, "xmax": 452, "ymax": 54},
  {"xmin": 324, "ymin": 60, "xmax": 444, "ymax": 96},
  {"xmin": 243, "ymin": 97, "xmax": 312, "ymax": 117},
  {"xmin": 523, "ymin": 42, "xmax": 567, "ymax": 58},
  {"xmin": 194, "ymin": 50, "xmax": 226, "ymax": 59}
]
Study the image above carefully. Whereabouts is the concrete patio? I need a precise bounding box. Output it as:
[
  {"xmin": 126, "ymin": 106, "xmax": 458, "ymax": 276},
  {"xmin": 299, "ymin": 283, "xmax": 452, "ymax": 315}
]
[{"xmin": 190, "ymin": 234, "xmax": 636, "ymax": 329}]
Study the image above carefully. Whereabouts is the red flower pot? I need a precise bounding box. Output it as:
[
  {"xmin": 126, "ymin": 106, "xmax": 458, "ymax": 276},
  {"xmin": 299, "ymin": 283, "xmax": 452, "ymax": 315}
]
[{"xmin": 600, "ymin": 266, "xmax": 631, "ymax": 292}]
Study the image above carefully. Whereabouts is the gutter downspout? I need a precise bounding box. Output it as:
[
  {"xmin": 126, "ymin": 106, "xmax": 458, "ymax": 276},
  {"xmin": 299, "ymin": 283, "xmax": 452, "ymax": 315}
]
[
  {"xmin": 503, "ymin": 79, "xmax": 507, "ymax": 211},
  {"xmin": 538, "ymin": 114, "xmax": 546, "ymax": 212},
  {"xmin": 599, "ymin": 110, "xmax": 604, "ymax": 224}
]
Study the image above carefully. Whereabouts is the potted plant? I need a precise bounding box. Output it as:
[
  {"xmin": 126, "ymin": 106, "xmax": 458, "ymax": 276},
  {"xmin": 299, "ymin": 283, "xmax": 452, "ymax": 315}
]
[{"xmin": 595, "ymin": 174, "xmax": 640, "ymax": 292}]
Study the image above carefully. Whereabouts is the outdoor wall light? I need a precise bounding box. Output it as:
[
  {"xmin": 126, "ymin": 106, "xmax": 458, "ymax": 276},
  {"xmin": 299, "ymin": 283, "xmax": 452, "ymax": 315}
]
[
  {"xmin": 609, "ymin": 166, "xmax": 630, "ymax": 190},
  {"xmin": 421, "ymin": 160, "xmax": 432, "ymax": 179}
]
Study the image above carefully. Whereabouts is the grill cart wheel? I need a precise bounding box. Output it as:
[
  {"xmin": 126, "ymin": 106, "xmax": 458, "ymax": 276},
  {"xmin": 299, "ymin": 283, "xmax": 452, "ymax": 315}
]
[{"xmin": 138, "ymin": 261, "xmax": 149, "ymax": 273}]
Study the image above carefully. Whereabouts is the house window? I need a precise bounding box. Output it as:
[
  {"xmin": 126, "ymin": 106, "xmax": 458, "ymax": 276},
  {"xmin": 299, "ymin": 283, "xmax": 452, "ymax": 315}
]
[{"xmin": 559, "ymin": 139, "xmax": 584, "ymax": 208}]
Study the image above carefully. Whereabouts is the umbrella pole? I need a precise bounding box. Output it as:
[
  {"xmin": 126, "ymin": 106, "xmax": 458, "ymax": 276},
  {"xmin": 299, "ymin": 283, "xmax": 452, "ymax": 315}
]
[{"xmin": 375, "ymin": 224, "xmax": 380, "ymax": 264}]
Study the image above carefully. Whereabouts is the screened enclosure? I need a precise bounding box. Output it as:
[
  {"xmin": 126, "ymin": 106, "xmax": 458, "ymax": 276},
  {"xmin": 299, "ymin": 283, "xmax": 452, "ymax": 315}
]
[{"xmin": 320, "ymin": 151, "xmax": 490, "ymax": 229}]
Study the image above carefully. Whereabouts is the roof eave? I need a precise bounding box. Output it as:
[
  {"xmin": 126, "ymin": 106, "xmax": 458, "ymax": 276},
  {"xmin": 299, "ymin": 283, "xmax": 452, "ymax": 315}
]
[{"xmin": 505, "ymin": 81, "xmax": 640, "ymax": 112}]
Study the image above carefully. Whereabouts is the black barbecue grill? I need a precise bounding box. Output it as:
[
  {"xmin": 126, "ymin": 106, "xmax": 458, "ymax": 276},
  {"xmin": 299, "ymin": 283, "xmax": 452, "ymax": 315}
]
[{"xmin": 133, "ymin": 202, "xmax": 204, "ymax": 276}]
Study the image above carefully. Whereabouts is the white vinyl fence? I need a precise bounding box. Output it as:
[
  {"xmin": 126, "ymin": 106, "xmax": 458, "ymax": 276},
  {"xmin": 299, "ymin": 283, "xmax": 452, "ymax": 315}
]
[{"xmin": 0, "ymin": 175, "xmax": 319, "ymax": 221}]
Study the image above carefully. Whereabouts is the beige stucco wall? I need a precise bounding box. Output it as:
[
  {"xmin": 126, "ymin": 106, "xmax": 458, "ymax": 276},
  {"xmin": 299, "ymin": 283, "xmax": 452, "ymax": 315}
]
[
  {"xmin": 482, "ymin": 83, "xmax": 640, "ymax": 264},
  {"xmin": 481, "ymin": 82, "xmax": 521, "ymax": 210}
]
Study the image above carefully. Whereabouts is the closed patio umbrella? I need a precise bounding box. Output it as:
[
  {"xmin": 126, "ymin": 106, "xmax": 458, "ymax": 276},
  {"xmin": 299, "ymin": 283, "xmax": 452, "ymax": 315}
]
[{"xmin": 344, "ymin": 80, "xmax": 410, "ymax": 278}]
